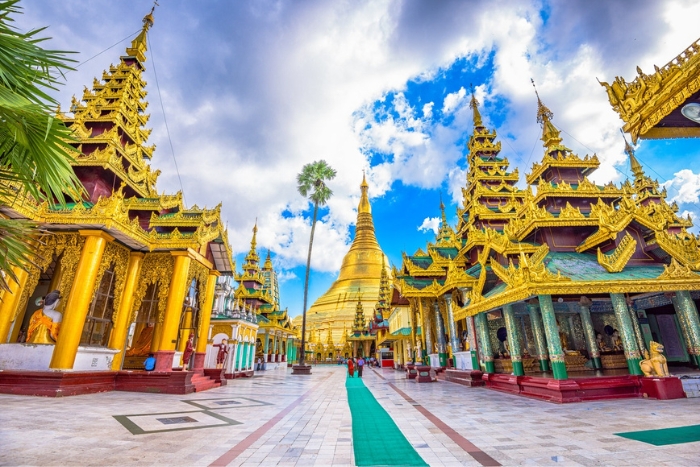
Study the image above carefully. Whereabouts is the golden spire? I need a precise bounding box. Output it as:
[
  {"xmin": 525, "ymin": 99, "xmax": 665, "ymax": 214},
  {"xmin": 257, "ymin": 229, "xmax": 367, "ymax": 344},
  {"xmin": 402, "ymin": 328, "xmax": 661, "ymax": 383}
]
[
  {"xmin": 531, "ymin": 79, "xmax": 563, "ymax": 149},
  {"xmin": 263, "ymin": 250, "xmax": 273, "ymax": 270},
  {"xmin": 440, "ymin": 194, "xmax": 447, "ymax": 225},
  {"xmin": 243, "ymin": 221, "xmax": 260, "ymax": 269},
  {"xmin": 358, "ymin": 171, "xmax": 371, "ymax": 215},
  {"xmin": 126, "ymin": 5, "xmax": 156, "ymax": 63},
  {"xmin": 436, "ymin": 195, "xmax": 456, "ymax": 245},
  {"xmin": 251, "ymin": 221, "xmax": 258, "ymax": 250},
  {"xmin": 622, "ymin": 130, "xmax": 645, "ymax": 181},
  {"xmin": 350, "ymin": 172, "xmax": 379, "ymax": 255},
  {"xmin": 469, "ymin": 84, "xmax": 483, "ymax": 128}
]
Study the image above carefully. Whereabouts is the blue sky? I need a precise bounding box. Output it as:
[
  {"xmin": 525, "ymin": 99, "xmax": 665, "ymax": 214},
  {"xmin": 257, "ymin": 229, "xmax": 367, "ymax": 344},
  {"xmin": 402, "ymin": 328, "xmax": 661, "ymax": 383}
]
[{"xmin": 16, "ymin": 0, "xmax": 700, "ymax": 318}]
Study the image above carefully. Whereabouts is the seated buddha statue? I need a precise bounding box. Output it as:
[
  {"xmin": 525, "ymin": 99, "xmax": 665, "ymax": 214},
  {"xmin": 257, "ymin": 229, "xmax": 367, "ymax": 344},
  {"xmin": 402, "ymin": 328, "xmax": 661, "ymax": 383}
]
[
  {"xmin": 26, "ymin": 290, "xmax": 62, "ymax": 344},
  {"xmin": 596, "ymin": 332, "xmax": 610, "ymax": 352},
  {"xmin": 612, "ymin": 330, "xmax": 623, "ymax": 351}
]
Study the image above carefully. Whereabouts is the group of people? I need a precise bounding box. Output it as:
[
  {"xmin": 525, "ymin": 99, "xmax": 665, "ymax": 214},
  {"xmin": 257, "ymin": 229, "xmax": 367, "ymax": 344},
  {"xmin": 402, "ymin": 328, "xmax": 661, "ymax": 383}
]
[{"xmin": 347, "ymin": 356, "xmax": 373, "ymax": 378}]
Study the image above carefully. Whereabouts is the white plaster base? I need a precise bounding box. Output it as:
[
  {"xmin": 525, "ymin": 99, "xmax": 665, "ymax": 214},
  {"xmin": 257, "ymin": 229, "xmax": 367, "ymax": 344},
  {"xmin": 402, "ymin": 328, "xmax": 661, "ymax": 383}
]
[
  {"xmin": 0, "ymin": 343, "xmax": 54, "ymax": 370},
  {"xmin": 429, "ymin": 353, "xmax": 440, "ymax": 368},
  {"xmin": 173, "ymin": 351, "xmax": 184, "ymax": 369},
  {"xmin": 454, "ymin": 351, "xmax": 474, "ymax": 371},
  {"xmin": 0, "ymin": 344, "xmax": 118, "ymax": 371},
  {"xmin": 73, "ymin": 347, "xmax": 119, "ymax": 371}
]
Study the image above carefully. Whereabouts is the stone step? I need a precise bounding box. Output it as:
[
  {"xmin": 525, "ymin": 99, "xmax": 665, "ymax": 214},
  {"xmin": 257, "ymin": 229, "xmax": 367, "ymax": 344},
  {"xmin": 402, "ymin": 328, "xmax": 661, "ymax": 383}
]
[{"xmin": 190, "ymin": 373, "xmax": 220, "ymax": 392}]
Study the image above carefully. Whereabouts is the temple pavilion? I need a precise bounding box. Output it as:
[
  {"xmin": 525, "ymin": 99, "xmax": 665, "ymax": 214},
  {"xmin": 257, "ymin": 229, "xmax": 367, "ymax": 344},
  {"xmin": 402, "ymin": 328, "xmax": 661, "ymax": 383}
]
[
  {"xmin": 0, "ymin": 11, "xmax": 243, "ymax": 395},
  {"xmin": 394, "ymin": 50, "xmax": 700, "ymax": 401},
  {"xmin": 233, "ymin": 224, "xmax": 299, "ymax": 369}
]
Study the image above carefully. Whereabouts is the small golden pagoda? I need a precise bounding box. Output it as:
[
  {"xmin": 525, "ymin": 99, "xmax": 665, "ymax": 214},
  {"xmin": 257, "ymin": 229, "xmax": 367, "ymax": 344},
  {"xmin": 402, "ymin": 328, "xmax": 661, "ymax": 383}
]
[
  {"xmin": 233, "ymin": 224, "xmax": 298, "ymax": 366},
  {"xmin": 0, "ymin": 10, "xmax": 235, "ymax": 395},
  {"xmin": 302, "ymin": 174, "xmax": 391, "ymax": 344}
]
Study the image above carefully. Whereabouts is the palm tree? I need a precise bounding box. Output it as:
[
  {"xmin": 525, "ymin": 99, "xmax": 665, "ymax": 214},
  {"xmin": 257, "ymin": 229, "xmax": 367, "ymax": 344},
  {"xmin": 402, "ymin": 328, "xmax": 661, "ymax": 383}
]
[
  {"xmin": 0, "ymin": 0, "xmax": 82, "ymax": 290},
  {"xmin": 295, "ymin": 160, "xmax": 336, "ymax": 368}
]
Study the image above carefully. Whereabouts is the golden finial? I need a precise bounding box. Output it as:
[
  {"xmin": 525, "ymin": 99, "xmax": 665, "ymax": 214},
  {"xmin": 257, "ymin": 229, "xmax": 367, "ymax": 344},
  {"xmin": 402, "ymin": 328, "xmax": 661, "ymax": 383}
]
[
  {"xmin": 469, "ymin": 83, "xmax": 483, "ymax": 127},
  {"xmin": 439, "ymin": 193, "xmax": 447, "ymax": 223},
  {"xmin": 531, "ymin": 78, "xmax": 563, "ymax": 148},
  {"xmin": 531, "ymin": 78, "xmax": 553, "ymax": 125},
  {"xmin": 621, "ymin": 129, "xmax": 645, "ymax": 181},
  {"xmin": 126, "ymin": 2, "xmax": 158, "ymax": 63},
  {"xmin": 144, "ymin": 1, "xmax": 158, "ymax": 28},
  {"xmin": 358, "ymin": 172, "xmax": 371, "ymax": 214}
]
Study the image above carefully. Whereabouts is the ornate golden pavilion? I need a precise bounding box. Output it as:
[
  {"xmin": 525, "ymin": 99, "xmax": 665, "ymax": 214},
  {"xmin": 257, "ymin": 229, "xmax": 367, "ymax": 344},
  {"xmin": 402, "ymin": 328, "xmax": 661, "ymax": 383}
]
[
  {"xmin": 394, "ymin": 67, "xmax": 700, "ymax": 401},
  {"xmin": 0, "ymin": 11, "xmax": 236, "ymax": 391},
  {"xmin": 233, "ymin": 225, "xmax": 298, "ymax": 367},
  {"xmin": 299, "ymin": 175, "xmax": 391, "ymax": 347}
]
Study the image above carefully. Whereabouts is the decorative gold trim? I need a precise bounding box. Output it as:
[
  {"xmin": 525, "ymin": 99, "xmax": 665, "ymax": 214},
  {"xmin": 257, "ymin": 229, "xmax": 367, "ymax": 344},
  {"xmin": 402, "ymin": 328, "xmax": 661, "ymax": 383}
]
[{"xmin": 597, "ymin": 232, "xmax": 637, "ymax": 273}]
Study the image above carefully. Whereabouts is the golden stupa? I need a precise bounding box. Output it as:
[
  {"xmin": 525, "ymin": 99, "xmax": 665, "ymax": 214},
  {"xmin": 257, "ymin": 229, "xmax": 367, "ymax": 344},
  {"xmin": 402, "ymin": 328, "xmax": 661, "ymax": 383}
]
[{"xmin": 301, "ymin": 175, "xmax": 390, "ymax": 343}]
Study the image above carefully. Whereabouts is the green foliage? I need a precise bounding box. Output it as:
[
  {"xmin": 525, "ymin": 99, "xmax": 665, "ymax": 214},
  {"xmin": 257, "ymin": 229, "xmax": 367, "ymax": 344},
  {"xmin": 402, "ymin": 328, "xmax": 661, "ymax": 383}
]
[
  {"xmin": 296, "ymin": 159, "xmax": 336, "ymax": 206},
  {"xmin": 0, "ymin": 0, "xmax": 83, "ymax": 290}
]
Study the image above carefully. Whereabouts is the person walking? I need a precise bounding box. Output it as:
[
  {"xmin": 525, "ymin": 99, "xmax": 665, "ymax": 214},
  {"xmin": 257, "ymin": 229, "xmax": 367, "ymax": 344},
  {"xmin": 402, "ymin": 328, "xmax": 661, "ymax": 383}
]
[
  {"xmin": 347, "ymin": 357, "xmax": 355, "ymax": 378},
  {"xmin": 357, "ymin": 356, "xmax": 365, "ymax": 377}
]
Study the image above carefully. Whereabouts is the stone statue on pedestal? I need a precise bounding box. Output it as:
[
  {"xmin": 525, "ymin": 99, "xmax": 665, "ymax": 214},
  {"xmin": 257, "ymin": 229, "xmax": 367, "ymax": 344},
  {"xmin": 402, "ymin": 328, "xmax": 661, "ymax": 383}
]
[{"xmin": 26, "ymin": 290, "xmax": 62, "ymax": 344}]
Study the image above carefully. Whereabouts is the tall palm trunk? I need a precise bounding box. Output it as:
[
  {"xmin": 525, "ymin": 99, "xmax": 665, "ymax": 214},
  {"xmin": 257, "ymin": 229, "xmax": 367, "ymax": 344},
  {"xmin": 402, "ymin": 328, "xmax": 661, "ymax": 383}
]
[{"xmin": 299, "ymin": 200, "xmax": 318, "ymax": 366}]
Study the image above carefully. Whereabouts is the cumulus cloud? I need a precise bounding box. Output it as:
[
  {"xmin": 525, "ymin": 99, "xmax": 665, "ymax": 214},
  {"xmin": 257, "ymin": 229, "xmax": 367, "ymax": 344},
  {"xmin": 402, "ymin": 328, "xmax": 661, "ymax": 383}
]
[
  {"xmin": 17, "ymin": 0, "xmax": 700, "ymax": 274},
  {"xmin": 442, "ymin": 87, "xmax": 467, "ymax": 115},
  {"xmin": 418, "ymin": 217, "xmax": 440, "ymax": 234},
  {"xmin": 662, "ymin": 169, "xmax": 700, "ymax": 204}
]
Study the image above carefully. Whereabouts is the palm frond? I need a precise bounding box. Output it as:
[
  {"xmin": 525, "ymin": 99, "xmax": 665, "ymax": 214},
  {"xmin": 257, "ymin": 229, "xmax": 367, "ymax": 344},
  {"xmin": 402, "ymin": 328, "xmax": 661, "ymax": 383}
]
[{"xmin": 0, "ymin": 1, "xmax": 82, "ymax": 283}]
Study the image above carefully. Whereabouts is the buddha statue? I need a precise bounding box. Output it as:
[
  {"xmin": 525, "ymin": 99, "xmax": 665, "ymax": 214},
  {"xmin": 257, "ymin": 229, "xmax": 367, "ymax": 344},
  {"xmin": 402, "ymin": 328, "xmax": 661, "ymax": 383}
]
[
  {"xmin": 26, "ymin": 290, "xmax": 62, "ymax": 344},
  {"xmin": 558, "ymin": 326, "xmax": 569, "ymax": 351},
  {"xmin": 596, "ymin": 332, "xmax": 610, "ymax": 352},
  {"xmin": 612, "ymin": 330, "xmax": 623, "ymax": 351}
]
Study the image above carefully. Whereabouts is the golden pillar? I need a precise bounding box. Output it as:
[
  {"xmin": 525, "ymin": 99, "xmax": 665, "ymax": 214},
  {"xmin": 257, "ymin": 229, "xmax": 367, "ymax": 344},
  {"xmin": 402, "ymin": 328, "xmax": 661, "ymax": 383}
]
[
  {"xmin": 194, "ymin": 271, "xmax": 219, "ymax": 369},
  {"xmin": 154, "ymin": 251, "xmax": 191, "ymax": 371},
  {"xmin": 50, "ymin": 230, "xmax": 113, "ymax": 370},
  {"xmin": 0, "ymin": 266, "xmax": 29, "ymax": 343},
  {"xmin": 109, "ymin": 252, "xmax": 144, "ymax": 370}
]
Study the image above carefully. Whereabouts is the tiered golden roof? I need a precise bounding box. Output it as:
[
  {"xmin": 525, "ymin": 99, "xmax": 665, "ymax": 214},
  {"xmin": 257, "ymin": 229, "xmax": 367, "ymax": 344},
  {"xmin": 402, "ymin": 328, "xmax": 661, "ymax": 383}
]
[
  {"xmin": 0, "ymin": 10, "xmax": 233, "ymax": 271},
  {"xmin": 457, "ymin": 92, "xmax": 525, "ymax": 237}
]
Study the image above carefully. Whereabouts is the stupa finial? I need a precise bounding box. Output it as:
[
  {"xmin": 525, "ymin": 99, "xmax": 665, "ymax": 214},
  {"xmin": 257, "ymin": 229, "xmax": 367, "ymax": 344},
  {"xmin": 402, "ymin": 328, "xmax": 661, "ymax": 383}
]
[
  {"xmin": 621, "ymin": 129, "xmax": 645, "ymax": 181},
  {"xmin": 469, "ymin": 83, "xmax": 483, "ymax": 128},
  {"xmin": 531, "ymin": 78, "xmax": 562, "ymax": 149}
]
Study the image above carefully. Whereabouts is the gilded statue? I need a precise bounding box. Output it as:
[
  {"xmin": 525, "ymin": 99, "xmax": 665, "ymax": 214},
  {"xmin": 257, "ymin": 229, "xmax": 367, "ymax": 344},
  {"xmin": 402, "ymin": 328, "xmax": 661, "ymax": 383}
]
[
  {"xmin": 557, "ymin": 322, "xmax": 569, "ymax": 351},
  {"xmin": 596, "ymin": 332, "xmax": 610, "ymax": 352},
  {"xmin": 640, "ymin": 341, "xmax": 670, "ymax": 377},
  {"xmin": 612, "ymin": 330, "xmax": 623, "ymax": 351},
  {"xmin": 26, "ymin": 290, "xmax": 62, "ymax": 344}
]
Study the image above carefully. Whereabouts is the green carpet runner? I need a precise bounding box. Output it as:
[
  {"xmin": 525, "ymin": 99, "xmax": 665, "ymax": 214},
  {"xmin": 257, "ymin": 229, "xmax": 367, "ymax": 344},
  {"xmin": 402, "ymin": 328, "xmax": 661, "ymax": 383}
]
[
  {"xmin": 346, "ymin": 375, "xmax": 427, "ymax": 466},
  {"xmin": 615, "ymin": 424, "xmax": 700, "ymax": 446}
]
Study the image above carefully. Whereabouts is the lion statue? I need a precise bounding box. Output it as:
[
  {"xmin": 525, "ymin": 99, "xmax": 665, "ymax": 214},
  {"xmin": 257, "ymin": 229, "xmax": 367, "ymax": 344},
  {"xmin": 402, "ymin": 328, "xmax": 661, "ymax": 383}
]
[{"xmin": 639, "ymin": 341, "xmax": 669, "ymax": 377}]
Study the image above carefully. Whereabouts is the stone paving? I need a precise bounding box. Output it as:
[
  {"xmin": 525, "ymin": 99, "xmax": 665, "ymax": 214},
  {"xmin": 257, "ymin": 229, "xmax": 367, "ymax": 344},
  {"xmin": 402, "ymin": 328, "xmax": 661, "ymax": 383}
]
[{"xmin": 0, "ymin": 365, "xmax": 698, "ymax": 466}]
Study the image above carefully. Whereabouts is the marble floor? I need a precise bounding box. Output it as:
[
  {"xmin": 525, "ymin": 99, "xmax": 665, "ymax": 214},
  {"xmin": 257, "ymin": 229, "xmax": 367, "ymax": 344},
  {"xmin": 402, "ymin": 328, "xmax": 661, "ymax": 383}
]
[{"xmin": 0, "ymin": 365, "xmax": 698, "ymax": 466}]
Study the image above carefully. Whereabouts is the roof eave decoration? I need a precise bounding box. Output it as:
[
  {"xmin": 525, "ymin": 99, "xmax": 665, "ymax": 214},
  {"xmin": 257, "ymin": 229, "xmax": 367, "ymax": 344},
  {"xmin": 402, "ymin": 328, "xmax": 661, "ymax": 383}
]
[
  {"xmin": 600, "ymin": 37, "xmax": 700, "ymax": 143},
  {"xmin": 597, "ymin": 232, "xmax": 637, "ymax": 272}
]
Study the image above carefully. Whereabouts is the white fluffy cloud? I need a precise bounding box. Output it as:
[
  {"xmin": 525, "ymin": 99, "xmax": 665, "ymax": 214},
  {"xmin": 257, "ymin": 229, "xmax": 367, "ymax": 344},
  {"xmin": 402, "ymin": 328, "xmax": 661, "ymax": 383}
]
[
  {"xmin": 663, "ymin": 169, "xmax": 700, "ymax": 204},
  {"xmin": 418, "ymin": 217, "xmax": 440, "ymax": 235},
  {"xmin": 18, "ymin": 0, "xmax": 700, "ymax": 273}
]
